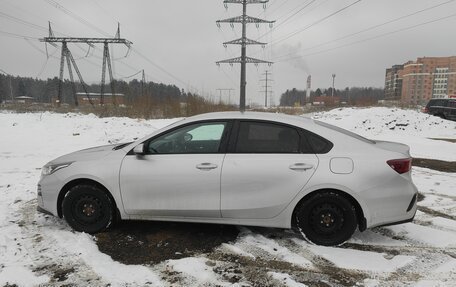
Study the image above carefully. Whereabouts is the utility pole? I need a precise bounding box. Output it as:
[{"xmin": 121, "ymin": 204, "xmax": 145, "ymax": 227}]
[
  {"xmin": 141, "ymin": 69, "xmax": 146, "ymax": 96},
  {"xmin": 41, "ymin": 23, "xmax": 132, "ymax": 106},
  {"xmin": 216, "ymin": 0, "xmax": 275, "ymax": 112},
  {"xmin": 9, "ymin": 77, "xmax": 13, "ymax": 102},
  {"xmin": 331, "ymin": 74, "xmax": 336, "ymax": 97},
  {"xmin": 216, "ymin": 88, "xmax": 235, "ymax": 104},
  {"xmin": 260, "ymin": 70, "xmax": 273, "ymax": 107}
]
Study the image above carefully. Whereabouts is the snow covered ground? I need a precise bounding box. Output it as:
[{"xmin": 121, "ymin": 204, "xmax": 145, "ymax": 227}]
[{"xmin": 0, "ymin": 107, "xmax": 455, "ymax": 287}]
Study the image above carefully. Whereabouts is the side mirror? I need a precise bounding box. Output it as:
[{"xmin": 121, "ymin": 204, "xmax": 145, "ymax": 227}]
[
  {"xmin": 133, "ymin": 143, "xmax": 145, "ymax": 155},
  {"xmin": 183, "ymin": 133, "xmax": 193, "ymax": 142}
]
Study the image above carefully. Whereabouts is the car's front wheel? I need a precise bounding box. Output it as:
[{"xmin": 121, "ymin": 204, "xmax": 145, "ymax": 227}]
[
  {"xmin": 62, "ymin": 184, "xmax": 114, "ymax": 234},
  {"xmin": 295, "ymin": 191, "xmax": 357, "ymax": 246}
]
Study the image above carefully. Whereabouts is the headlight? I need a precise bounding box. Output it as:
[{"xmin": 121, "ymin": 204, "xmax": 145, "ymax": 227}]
[{"xmin": 41, "ymin": 162, "xmax": 73, "ymax": 177}]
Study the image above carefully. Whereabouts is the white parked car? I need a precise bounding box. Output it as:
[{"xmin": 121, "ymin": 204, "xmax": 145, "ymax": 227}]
[{"xmin": 37, "ymin": 112, "xmax": 418, "ymax": 246}]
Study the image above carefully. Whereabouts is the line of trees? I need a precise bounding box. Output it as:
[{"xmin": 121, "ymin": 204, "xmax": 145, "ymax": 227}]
[
  {"xmin": 0, "ymin": 74, "xmax": 236, "ymax": 118},
  {"xmin": 0, "ymin": 74, "xmax": 183, "ymax": 105},
  {"xmin": 280, "ymin": 87, "xmax": 385, "ymax": 107}
]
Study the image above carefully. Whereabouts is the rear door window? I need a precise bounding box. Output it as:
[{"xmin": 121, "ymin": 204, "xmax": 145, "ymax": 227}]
[{"xmin": 235, "ymin": 121, "xmax": 300, "ymax": 153}]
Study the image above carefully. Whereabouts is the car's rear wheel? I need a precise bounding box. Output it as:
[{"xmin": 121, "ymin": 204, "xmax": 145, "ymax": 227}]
[
  {"xmin": 62, "ymin": 184, "xmax": 114, "ymax": 234},
  {"xmin": 295, "ymin": 191, "xmax": 357, "ymax": 246}
]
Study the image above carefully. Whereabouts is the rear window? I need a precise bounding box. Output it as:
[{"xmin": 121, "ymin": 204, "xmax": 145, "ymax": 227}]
[
  {"xmin": 301, "ymin": 130, "xmax": 333, "ymax": 154},
  {"xmin": 314, "ymin": 120, "xmax": 375, "ymax": 144},
  {"xmin": 427, "ymin": 99, "xmax": 448, "ymax": 107}
]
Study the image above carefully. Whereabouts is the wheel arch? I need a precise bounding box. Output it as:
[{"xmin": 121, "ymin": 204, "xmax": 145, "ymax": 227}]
[
  {"xmin": 291, "ymin": 188, "xmax": 367, "ymax": 232},
  {"xmin": 57, "ymin": 178, "xmax": 120, "ymax": 220}
]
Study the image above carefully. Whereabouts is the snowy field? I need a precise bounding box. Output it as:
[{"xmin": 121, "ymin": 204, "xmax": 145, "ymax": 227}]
[{"xmin": 0, "ymin": 107, "xmax": 455, "ymax": 287}]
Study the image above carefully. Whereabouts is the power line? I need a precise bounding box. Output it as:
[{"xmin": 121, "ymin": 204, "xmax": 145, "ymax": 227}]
[
  {"xmin": 0, "ymin": 68, "xmax": 11, "ymax": 76},
  {"xmin": 119, "ymin": 70, "xmax": 143, "ymax": 80},
  {"xmin": 275, "ymin": 0, "xmax": 456, "ymax": 61},
  {"xmin": 131, "ymin": 47, "xmax": 190, "ymax": 87},
  {"xmin": 40, "ymin": 0, "xmax": 198, "ymax": 91},
  {"xmin": 43, "ymin": 0, "xmax": 111, "ymax": 37},
  {"xmin": 272, "ymin": 0, "xmax": 363, "ymax": 46},
  {"xmin": 0, "ymin": 29, "xmax": 39, "ymax": 40},
  {"xmin": 276, "ymin": 12, "xmax": 456, "ymax": 62},
  {"xmin": 216, "ymin": 0, "xmax": 275, "ymax": 112},
  {"xmin": 0, "ymin": 11, "xmax": 49, "ymax": 32},
  {"xmin": 263, "ymin": 0, "xmax": 291, "ymax": 17},
  {"xmin": 0, "ymin": 8, "xmax": 139, "ymax": 82},
  {"xmin": 263, "ymin": 0, "xmax": 318, "ymax": 38},
  {"xmin": 1, "ymin": 4, "xmax": 149, "ymax": 82},
  {"xmin": 0, "ymin": 9, "xmax": 108, "ymax": 60}
]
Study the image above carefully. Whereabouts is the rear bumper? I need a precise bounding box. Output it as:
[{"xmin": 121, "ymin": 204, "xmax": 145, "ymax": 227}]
[
  {"xmin": 362, "ymin": 174, "xmax": 419, "ymax": 229},
  {"xmin": 367, "ymin": 190, "xmax": 418, "ymax": 229},
  {"xmin": 375, "ymin": 216, "xmax": 415, "ymax": 228}
]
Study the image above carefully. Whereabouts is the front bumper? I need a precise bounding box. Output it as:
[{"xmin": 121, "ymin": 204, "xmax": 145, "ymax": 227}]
[
  {"xmin": 37, "ymin": 175, "xmax": 62, "ymax": 217},
  {"xmin": 37, "ymin": 205, "xmax": 53, "ymax": 216}
]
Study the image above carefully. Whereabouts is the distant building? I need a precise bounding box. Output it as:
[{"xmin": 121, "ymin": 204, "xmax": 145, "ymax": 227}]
[
  {"xmin": 384, "ymin": 65, "xmax": 403, "ymax": 101},
  {"xmin": 75, "ymin": 93, "xmax": 125, "ymax": 106},
  {"xmin": 15, "ymin": 96, "xmax": 35, "ymax": 104},
  {"xmin": 385, "ymin": 56, "xmax": 456, "ymax": 105},
  {"xmin": 312, "ymin": 96, "xmax": 340, "ymax": 106}
]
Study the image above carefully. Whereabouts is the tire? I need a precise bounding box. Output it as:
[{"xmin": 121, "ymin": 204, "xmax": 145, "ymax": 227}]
[
  {"xmin": 294, "ymin": 191, "xmax": 357, "ymax": 246},
  {"xmin": 434, "ymin": 113, "xmax": 446, "ymax": 119},
  {"xmin": 62, "ymin": 184, "xmax": 114, "ymax": 234}
]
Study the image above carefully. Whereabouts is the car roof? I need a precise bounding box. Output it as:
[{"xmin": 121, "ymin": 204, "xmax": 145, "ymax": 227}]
[{"xmin": 183, "ymin": 111, "xmax": 314, "ymax": 124}]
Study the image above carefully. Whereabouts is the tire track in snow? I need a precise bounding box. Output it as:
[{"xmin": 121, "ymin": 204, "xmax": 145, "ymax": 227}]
[{"xmin": 19, "ymin": 199, "xmax": 106, "ymax": 286}]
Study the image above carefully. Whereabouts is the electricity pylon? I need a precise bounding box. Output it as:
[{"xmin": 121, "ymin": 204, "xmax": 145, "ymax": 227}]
[
  {"xmin": 260, "ymin": 70, "xmax": 273, "ymax": 107},
  {"xmin": 41, "ymin": 23, "xmax": 132, "ymax": 106},
  {"xmin": 216, "ymin": 0, "xmax": 275, "ymax": 112}
]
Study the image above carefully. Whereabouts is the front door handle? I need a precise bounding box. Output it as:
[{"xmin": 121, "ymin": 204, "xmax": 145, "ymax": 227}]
[
  {"xmin": 289, "ymin": 163, "xmax": 314, "ymax": 171},
  {"xmin": 196, "ymin": 163, "xmax": 218, "ymax": 171}
]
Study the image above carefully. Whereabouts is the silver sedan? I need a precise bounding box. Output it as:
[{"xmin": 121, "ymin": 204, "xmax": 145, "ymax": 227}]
[{"xmin": 37, "ymin": 112, "xmax": 418, "ymax": 246}]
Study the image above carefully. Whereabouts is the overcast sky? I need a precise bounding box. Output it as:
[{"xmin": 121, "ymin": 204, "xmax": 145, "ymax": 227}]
[{"xmin": 1, "ymin": 0, "xmax": 456, "ymax": 105}]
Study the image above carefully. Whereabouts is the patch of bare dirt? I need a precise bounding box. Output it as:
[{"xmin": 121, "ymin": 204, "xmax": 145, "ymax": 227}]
[
  {"xmin": 95, "ymin": 221, "xmax": 239, "ymax": 265},
  {"xmin": 412, "ymin": 158, "xmax": 456, "ymax": 173},
  {"xmin": 429, "ymin": 138, "xmax": 456, "ymax": 143}
]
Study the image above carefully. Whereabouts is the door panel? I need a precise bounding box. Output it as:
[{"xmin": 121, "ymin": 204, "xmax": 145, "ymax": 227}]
[
  {"xmin": 119, "ymin": 121, "xmax": 230, "ymax": 218},
  {"xmin": 120, "ymin": 154, "xmax": 225, "ymax": 217},
  {"xmin": 221, "ymin": 120, "xmax": 318, "ymax": 219},
  {"xmin": 221, "ymin": 154, "xmax": 318, "ymax": 219}
]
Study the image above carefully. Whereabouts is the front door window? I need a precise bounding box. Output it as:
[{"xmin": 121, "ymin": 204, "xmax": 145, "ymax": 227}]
[{"xmin": 147, "ymin": 122, "xmax": 227, "ymax": 154}]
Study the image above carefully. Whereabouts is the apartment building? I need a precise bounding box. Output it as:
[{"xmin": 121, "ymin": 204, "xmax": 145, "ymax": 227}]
[
  {"xmin": 384, "ymin": 65, "xmax": 403, "ymax": 101},
  {"xmin": 385, "ymin": 56, "xmax": 456, "ymax": 105}
]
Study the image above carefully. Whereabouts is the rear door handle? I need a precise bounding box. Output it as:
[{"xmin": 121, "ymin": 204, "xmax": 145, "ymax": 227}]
[
  {"xmin": 196, "ymin": 163, "xmax": 218, "ymax": 170},
  {"xmin": 289, "ymin": 163, "xmax": 314, "ymax": 171}
]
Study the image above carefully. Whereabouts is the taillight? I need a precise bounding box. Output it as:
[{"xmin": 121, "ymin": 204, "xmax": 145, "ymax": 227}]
[
  {"xmin": 422, "ymin": 107, "xmax": 429, "ymax": 113},
  {"xmin": 387, "ymin": 158, "xmax": 412, "ymax": 174}
]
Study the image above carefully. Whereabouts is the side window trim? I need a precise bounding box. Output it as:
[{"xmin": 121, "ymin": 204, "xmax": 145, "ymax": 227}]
[
  {"xmin": 219, "ymin": 120, "xmax": 234, "ymax": 153},
  {"xmin": 298, "ymin": 128, "xmax": 314, "ymax": 154},
  {"xmin": 227, "ymin": 120, "xmax": 240, "ymax": 153}
]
